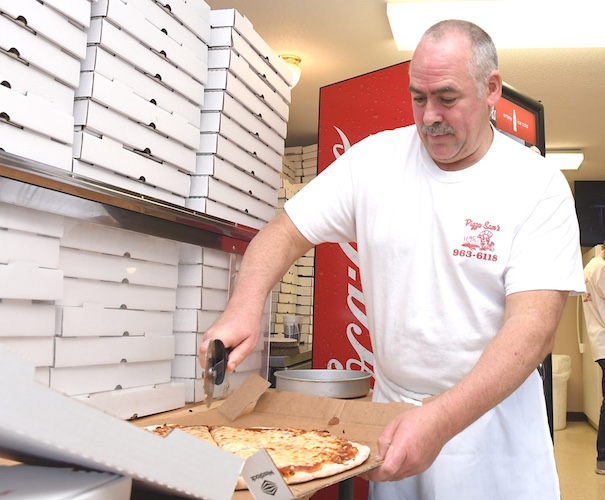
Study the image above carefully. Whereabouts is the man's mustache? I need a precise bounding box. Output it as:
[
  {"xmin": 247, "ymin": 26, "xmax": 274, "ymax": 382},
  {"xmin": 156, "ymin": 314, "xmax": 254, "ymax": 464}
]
[{"xmin": 422, "ymin": 124, "xmax": 455, "ymax": 135}]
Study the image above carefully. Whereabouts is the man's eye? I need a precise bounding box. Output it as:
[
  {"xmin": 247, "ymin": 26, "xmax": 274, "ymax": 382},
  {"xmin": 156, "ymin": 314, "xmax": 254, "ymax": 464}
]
[
  {"xmin": 441, "ymin": 97, "xmax": 456, "ymax": 105},
  {"xmin": 413, "ymin": 96, "xmax": 426, "ymax": 104}
]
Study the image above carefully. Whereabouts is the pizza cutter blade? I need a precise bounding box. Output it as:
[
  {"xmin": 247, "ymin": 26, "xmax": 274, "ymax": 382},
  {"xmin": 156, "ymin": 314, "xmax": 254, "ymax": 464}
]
[{"xmin": 204, "ymin": 339, "xmax": 230, "ymax": 408}]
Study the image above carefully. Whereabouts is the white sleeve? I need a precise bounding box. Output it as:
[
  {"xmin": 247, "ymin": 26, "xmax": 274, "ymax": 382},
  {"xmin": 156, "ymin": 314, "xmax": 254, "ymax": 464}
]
[{"xmin": 505, "ymin": 171, "xmax": 585, "ymax": 295}]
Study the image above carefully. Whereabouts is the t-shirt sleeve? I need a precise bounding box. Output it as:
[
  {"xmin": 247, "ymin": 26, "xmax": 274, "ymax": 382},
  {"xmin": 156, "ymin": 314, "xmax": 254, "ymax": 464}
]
[
  {"xmin": 284, "ymin": 145, "xmax": 359, "ymax": 245},
  {"xmin": 504, "ymin": 170, "xmax": 585, "ymax": 296}
]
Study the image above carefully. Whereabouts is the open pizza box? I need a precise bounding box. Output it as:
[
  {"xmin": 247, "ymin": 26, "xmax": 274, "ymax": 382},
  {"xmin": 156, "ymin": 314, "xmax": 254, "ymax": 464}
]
[
  {"xmin": 0, "ymin": 346, "xmax": 415, "ymax": 499},
  {"xmin": 135, "ymin": 373, "xmax": 416, "ymax": 499}
]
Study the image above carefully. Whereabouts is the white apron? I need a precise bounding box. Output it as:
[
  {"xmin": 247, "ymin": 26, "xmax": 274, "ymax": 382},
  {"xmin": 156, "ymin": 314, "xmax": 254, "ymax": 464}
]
[{"xmin": 369, "ymin": 371, "xmax": 560, "ymax": 500}]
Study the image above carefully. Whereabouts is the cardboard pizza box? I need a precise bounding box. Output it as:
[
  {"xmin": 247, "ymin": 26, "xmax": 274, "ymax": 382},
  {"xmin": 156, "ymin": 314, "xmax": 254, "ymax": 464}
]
[
  {"xmin": 134, "ymin": 373, "xmax": 415, "ymax": 499},
  {"xmin": 0, "ymin": 346, "xmax": 244, "ymax": 499}
]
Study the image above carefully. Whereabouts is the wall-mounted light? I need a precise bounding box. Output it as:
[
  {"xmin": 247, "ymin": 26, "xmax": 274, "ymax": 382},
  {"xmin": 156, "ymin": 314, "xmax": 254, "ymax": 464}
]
[
  {"xmin": 281, "ymin": 55, "xmax": 302, "ymax": 88},
  {"xmin": 545, "ymin": 150, "xmax": 584, "ymax": 171},
  {"xmin": 386, "ymin": 1, "xmax": 605, "ymax": 51}
]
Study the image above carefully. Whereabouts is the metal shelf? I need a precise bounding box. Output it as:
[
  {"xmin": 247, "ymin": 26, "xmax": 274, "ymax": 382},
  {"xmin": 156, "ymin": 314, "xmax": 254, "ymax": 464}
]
[{"xmin": 0, "ymin": 151, "xmax": 258, "ymax": 254}]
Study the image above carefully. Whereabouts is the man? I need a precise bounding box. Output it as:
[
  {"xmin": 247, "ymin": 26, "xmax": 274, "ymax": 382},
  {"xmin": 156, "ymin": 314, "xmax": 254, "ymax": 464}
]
[
  {"xmin": 582, "ymin": 244, "xmax": 605, "ymax": 474},
  {"xmin": 201, "ymin": 20, "xmax": 584, "ymax": 498}
]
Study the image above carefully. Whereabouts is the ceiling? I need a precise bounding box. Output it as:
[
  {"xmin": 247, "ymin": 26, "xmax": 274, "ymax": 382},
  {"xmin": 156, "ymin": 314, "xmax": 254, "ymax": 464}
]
[{"xmin": 205, "ymin": 0, "xmax": 605, "ymax": 189}]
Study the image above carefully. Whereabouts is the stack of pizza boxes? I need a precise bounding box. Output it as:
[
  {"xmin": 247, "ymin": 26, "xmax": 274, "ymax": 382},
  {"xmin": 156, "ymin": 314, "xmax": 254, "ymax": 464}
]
[
  {"xmin": 283, "ymin": 144, "xmax": 319, "ymax": 184},
  {"xmin": 193, "ymin": 8, "xmax": 292, "ymax": 230},
  {"xmin": 54, "ymin": 219, "xmax": 186, "ymax": 419},
  {"xmin": 73, "ymin": 0, "xmax": 210, "ymax": 206},
  {"xmin": 173, "ymin": 243, "xmax": 231, "ymax": 403},
  {"xmin": 271, "ymin": 175, "xmax": 315, "ymax": 343},
  {"xmin": 295, "ymin": 249, "xmax": 315, "ymax": 347},
  {"xmin": 0, "ymin": 203, "xmax": 64, "ymax": 387},
  {"xmin": 174, "ymin": 243, "xmax": 270, "ymax": 403},
  {"xmin": 0, "ymin": 0, "xmax": 90, "ymax": 170}
]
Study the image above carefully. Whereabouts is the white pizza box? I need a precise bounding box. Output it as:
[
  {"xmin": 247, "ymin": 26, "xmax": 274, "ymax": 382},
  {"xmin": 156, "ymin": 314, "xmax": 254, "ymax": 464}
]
[
  {"xmin": 178, "ymin": 243, "xmax": 232, "ymax": 268},
  {"xmin": 200, "ymin": 115, "xmax": 283, "ymax": 172},
  {"xmin": 73, "ymin": 99, "xmax": 196, "ymax": 174},
  {"xmin": 0, "ymin": 15, "xmax": 81, "ymax": 89},
  {"xmin": 0, "ymin": 0, "xmax": 88, "ymax": 60},
  {"xmin": 174, "ymin": 331, "xmax": 204, "ymax": 355},
  {"xmin": 44, "ymin": 0, "xmax": 92, "ymax": 29},
  {"xmin": 0, "ymin": 300, "xmax": 55, "ymax": 337},
  {"xmin": 0, "ymin": 230, "xmax": 60, "ymax": 269},
  {"xmin": 277, "ymin": 292, "xmax": 298, "ymax": 305},
  {"xmin": 178, "ymin": 263, "xmax": 230, "ymax": 289},
  {"xmin": 189, "ymin": 175, "xmax": 276, "ymax": 222},
  {"xmin": 125, "ymin": 0, "xmax": 209, "ymax": 62},
  {"xmin": 209, "ymin": 27, "xmax": 290, "ymax": 106},
  {"xmin": 59, "ymin": 278, "xmax": 177, "ymax": 312},
  {"xmin": 50, "ymin": 359, "xmax": 173, "ymax": 396},
  {"xmin": 0, "ymin": 347, "xmax": 244, "ymax": 499},
  {"xmin": 0, "ymin": 261, "xmax": 63, "ymax": 301},
  {"xmin": 209, "ymin": 9, "xmax": 292, "ymax": 89},
  {"xmin": 74, "ymin": 382, "xmax": 186, "ymax": 420},
  {"xmin": 171, "ymin": 354, "xmax": 202, "ymax": 379},
  {"xmin": 201, "ymin": 93, "xmax": 285, "ymax": 156},
  {"xmin": 134, "ymin": 374, "xmax": 416, "ymax": 500},
  {"xmin": 185, "ymin": 196, "xmax": 266, "ymax": 231},
  {"xmin": 0, "ymin": 122, "xmax": 73, "ymax": 172},
  {"xmin": 207, "ymin": 49, "xmax": 289, "ymax": 123},
  {"xmin": 35, "ymin": 366, "xmax": 51, "ymax": 387},
  {"xmin": 0, "ymin": 465, "xmax": 131, "ymax": 499},
  {"xmin": 154, "ymin": 0, "xmax": 211, "ymax": 43},
  {"xmin": 60, "ymin": 247, "xmax": 178, "ymax": 289},
  {"xmin": 72, "ymin": 133, "xmax": 191, "ymax": 200},
  {"xmin": 54, "ymin": 335, "xmax": 175, "ymax": 368},
  {"xmin": 284, "ymin": 145, "xmax": 304, "ymax": 155},
  {"xmin": 0, "ymin": 203, "xmax": 63, "ymax": 238},
  {"xmin": 76, "ymin": 71, "xmax": 200, "ymax": 149},
  {"xmin": 0, "ymin": 83, "xmax": 73, "ymax": 145},
  {"xmin": 206, "ymin": 67, "xmax": 288, "ymax": 140},
  {"xmin": 59, "ymin": 304, "xmax": 174, "ymax": 338},
  {"xmin": 173, "ymin": 308, "xmax": 221, "ymax": 333},
  {"xmin": 71, "ymin": 160, "xmax": 187, "ymax": 208},
  {"xmin": 0, "ymin": 51, "xmax": 75, "ymax": 116},
  {"xmin": 86, "ymin": 18, "xmax": 205, "ymax": 105},
  {"xmin": 0, "ymin": 337, "xmax": 54, "ymax": 367},
  {"xmin": 61, "ymin": 219, "xmax": 180, "ymax": 265},
  {"xmin": 196, "ymin": 153, "xmax": 280, "ymax": 194},
  {"xmin": 91, "ymin": 0, "xmax": 207, "ymax": 85},
  {"xmin": 175, "ymin": 286, "xmax": 228, "ymax": 311},
  {"xmin": 83, "ymin": 45, "xmax": 200, "ymax": 127},
  {"xmin": 172, "ymin": 376, "xmax": 206, "ymax": 403}
]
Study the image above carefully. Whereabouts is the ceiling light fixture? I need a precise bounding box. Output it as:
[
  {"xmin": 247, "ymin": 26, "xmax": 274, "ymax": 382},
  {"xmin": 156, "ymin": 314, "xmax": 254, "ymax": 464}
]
[
  {"xmin": 281, "ymin": 55, "xmax": 302, "ymax": 88},
  {"xmin": 545, "ymin": 150, "xmax": 584, "ymax": 171},
  {"xmin": 386, "ymin": 1, "xmax": 605, "ymax": 51}
]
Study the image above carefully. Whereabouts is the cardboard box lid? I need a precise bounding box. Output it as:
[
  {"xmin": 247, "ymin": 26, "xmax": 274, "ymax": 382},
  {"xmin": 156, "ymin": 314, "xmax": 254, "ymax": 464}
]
[{"xmin": 0, "ymin": 347, "xmax": 244, "ymax": 499}]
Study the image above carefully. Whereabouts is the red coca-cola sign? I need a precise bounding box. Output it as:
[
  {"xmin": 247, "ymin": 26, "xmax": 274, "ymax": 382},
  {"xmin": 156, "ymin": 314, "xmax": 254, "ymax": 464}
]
[{"xmin": 313, "ymin": 62, "xmax": 414, "ymax": 382}]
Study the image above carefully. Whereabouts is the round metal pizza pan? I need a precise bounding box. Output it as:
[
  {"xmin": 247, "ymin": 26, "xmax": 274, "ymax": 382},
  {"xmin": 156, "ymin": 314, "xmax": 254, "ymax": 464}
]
[{"xmin": 274, "ymin": 369, "xmax": 371, "ymax": 399}]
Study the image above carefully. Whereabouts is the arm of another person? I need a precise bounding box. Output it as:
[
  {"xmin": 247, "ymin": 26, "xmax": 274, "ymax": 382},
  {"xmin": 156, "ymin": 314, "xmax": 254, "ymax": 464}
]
[
  {"xmin": 199, "ymin": 211, "xmax": 314, "ymax": 371},
  {"xmin": 365, "ymin": 288, "xmax": 568, "ymax": 482}
]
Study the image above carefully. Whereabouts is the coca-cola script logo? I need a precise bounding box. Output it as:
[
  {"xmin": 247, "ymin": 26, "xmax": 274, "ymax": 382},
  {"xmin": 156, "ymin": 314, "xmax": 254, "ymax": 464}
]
[{"xmin": 326, "ymin": 127, "xmax": 375, "ymax": 377}]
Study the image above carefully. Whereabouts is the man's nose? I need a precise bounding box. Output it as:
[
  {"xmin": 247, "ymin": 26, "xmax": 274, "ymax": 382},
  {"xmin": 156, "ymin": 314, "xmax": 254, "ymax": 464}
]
[{"xmin": 423, "ymin": 100, "xmax": 442, "ymax": 126}]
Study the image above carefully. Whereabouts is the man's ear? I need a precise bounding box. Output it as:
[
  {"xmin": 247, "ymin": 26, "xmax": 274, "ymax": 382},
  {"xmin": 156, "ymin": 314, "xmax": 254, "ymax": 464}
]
[{"xmin": 486, "ymin": 70, "xmax": 503, "ymax": 107}]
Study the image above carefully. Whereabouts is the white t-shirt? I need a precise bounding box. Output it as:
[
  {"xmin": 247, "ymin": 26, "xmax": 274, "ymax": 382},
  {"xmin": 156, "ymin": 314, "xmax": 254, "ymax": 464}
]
[
  {"xmin": 285, "ymin": 125, "xmax": 585, "ymax": 499},
  {"xmin": 583, "ymin": 256, "xmax": 605, "ymax": 361}
]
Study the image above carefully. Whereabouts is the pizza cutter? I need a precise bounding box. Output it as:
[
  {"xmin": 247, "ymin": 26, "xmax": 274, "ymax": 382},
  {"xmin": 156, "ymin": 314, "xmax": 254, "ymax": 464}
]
[{"xmin": 204, "ymin": 339, "xmax": 232, "ymax": 408}]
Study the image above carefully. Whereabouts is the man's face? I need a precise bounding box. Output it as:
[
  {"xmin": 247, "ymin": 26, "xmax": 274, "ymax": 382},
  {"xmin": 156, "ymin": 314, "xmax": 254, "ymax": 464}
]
[{"xmin": 409, "ymin": 33, "xmax": 500, "ymax": 170}]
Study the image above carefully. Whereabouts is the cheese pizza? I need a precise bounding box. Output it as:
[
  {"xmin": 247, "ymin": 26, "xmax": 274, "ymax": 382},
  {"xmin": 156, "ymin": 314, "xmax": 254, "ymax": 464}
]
[{"xmin": 146, "ymin": 424, "xmax": 371, "ymax": 488}]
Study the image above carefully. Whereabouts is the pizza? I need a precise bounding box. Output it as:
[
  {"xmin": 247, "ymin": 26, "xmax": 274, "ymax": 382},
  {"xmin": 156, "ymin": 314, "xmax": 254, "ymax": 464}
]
[{"xmin": 145, "ymin": 424, "xmax": 371, "ymax": 488}]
